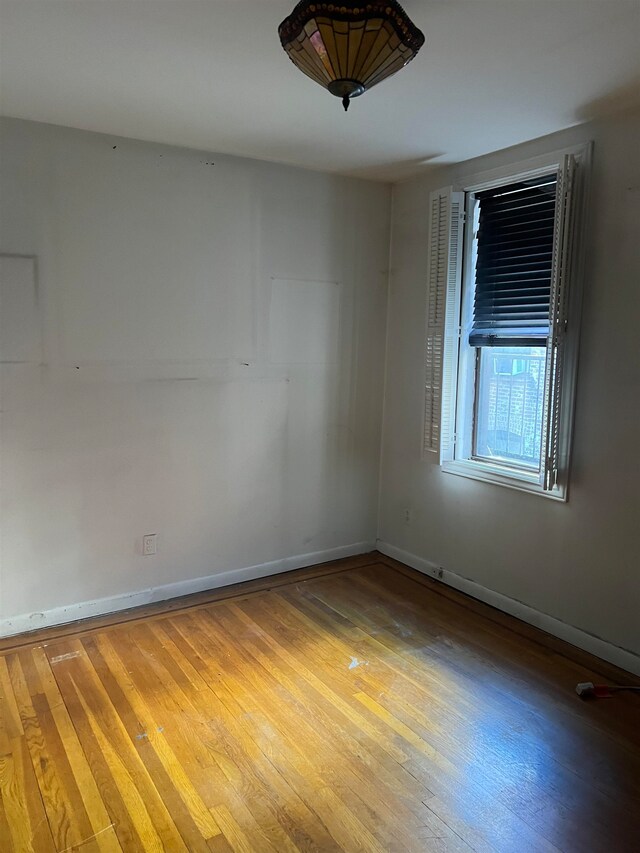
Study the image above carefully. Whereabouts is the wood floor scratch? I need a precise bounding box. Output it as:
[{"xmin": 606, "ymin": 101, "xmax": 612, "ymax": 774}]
[{"xmin": 58, "ymin": 822, "xmax": 115, "ymax": 852}]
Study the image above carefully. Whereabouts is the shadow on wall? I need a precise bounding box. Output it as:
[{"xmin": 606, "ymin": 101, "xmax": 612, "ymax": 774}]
[
  {"xmin": 577, "ymin": 75, "xmax": 640, "ymax": 122},
  {"xmin": 343, "ymin": 153, "xmax": 446, "ymax": 183}
]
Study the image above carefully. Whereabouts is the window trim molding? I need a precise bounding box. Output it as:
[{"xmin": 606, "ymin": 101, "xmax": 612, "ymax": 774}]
[
  {"xmin": 454, "ymin": 142, "xmax": 591, "ymax": 197},
  {"xmin": 442, "ymin": 459, "xmax": 566, "ymax": 501},
  {"xmin": 437, "ymin": 141, "xmax": 592, "ymax": 502}
]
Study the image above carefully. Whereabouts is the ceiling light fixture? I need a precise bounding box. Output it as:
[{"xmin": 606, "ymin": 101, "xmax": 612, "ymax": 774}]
[{"xmin": 278, "ymin": 1, "xmax": 425, "ymax": 112}]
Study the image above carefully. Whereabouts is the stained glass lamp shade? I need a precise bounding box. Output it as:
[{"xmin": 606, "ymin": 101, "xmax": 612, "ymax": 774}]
[{"xmin": 278, "ymin": 1, "xmax": 425, "ymax": 111}]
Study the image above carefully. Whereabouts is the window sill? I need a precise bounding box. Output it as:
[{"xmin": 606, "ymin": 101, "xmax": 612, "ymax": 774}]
[{"xmin": 441, "ymin": 458, "xmax": 566, "ymax": 501}]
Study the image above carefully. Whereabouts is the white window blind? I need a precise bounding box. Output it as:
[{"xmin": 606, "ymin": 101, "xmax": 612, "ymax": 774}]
[
  {"xmin": 542, "ymin": 153, "xmax": 579, "ymax": 491},
  {"xmin": 423, "ymin": 188, "xmax": 464, "ymax": 459}
]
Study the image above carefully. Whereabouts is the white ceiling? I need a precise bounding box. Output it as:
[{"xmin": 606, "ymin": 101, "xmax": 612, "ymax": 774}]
[{"xmin": 1, "ymin": 1, "xmax": 639, "ymax": 181}]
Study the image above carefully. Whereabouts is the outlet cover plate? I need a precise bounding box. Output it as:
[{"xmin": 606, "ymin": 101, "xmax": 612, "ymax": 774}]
[{"xmin": 142, "ymin": 534, "xmax": 157, "ymax": 556}]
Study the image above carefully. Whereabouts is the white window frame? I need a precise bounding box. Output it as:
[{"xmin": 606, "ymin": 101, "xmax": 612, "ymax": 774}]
[{"xmin": 423, "ymin": 142, "xmax": 591, "ymax": 501}]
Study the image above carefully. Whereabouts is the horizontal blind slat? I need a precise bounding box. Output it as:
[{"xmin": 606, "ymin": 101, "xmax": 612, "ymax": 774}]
[
  {"xmin": 480, "ymin": 197, "xmax": 556, "ymax": 217},
  {"xmin": 480, "ymin": 205, "xmax": 557, "ymax": 228},
  {"xmin": 475, "ymin": 176, "xmax": 556, "ymax": 201}
]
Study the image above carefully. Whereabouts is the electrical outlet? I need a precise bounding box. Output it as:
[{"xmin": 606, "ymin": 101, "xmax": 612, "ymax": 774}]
[
  {"xmin": 402, "ymin": 508, "xmax": 412, "ymax": 524},
  {"xmin": 142, "ymin": 534, "xmax": 157, "ymax": 556}
]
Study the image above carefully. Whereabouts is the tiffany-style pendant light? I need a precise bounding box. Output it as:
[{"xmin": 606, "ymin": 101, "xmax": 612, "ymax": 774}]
[{"xmin": 278, "ymin": 1, "xmax": 425, "ymax": 111}]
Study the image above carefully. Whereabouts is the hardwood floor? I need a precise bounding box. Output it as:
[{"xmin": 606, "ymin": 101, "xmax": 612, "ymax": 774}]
[{"xmin": 1, "ymin": 553, "xmax": 639, "ymax": 852}]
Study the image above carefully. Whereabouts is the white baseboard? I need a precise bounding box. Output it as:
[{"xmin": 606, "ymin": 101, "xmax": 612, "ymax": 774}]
[
  {"xmin": 377, "ymin": 541, "xmax": 640, "ymax": 677},
  {"xmin": 0, "ymin": 541, "xmax": 375, "ymax": 639}
]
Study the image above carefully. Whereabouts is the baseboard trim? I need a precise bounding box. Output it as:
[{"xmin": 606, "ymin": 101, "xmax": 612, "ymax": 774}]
[
  {"xmin": 0, "ymin": 541, "xmax": 375, "ymax": 639},
  {"xmin": 376, "ymin": 541, "xmax": 640, "ymax": 677}
]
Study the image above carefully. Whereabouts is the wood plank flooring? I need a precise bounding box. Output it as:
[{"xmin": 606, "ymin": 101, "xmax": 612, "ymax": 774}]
[{"xmin": 1, "ymin": 553, "xmax": 639, "ymax": 852}]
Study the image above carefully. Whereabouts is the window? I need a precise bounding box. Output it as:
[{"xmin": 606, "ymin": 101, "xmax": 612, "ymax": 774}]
[{"xmin": 423, "ymin": 146, "xmax": 590, "ymax": 500}]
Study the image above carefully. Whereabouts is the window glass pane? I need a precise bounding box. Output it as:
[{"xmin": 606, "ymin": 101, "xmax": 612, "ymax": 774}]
[{"xmin": 474, "ymin": 346, "xmax": 546, "ymax": 470}]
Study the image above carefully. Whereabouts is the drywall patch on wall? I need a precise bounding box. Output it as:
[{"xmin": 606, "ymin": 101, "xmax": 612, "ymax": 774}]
[
  {"xmin": 52, "ymin": 134, "xmax": 258, "ymax": 365},
  {"xmin": 0, "ymin": 255, "xmax": 41, "ymax": 363},
  {"xmin": 269, "ymin": 278, "xmax": 341, "ymax": 365}
]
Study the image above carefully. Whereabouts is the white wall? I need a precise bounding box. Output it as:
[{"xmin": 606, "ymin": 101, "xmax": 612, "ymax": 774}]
[
  {"xmin": 0, "ymin": 118, "xmax": 390, "ymax": 632},
  {"xmin": 378, "ymin": 110, "xmax": 640, "ymax": 668}
]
